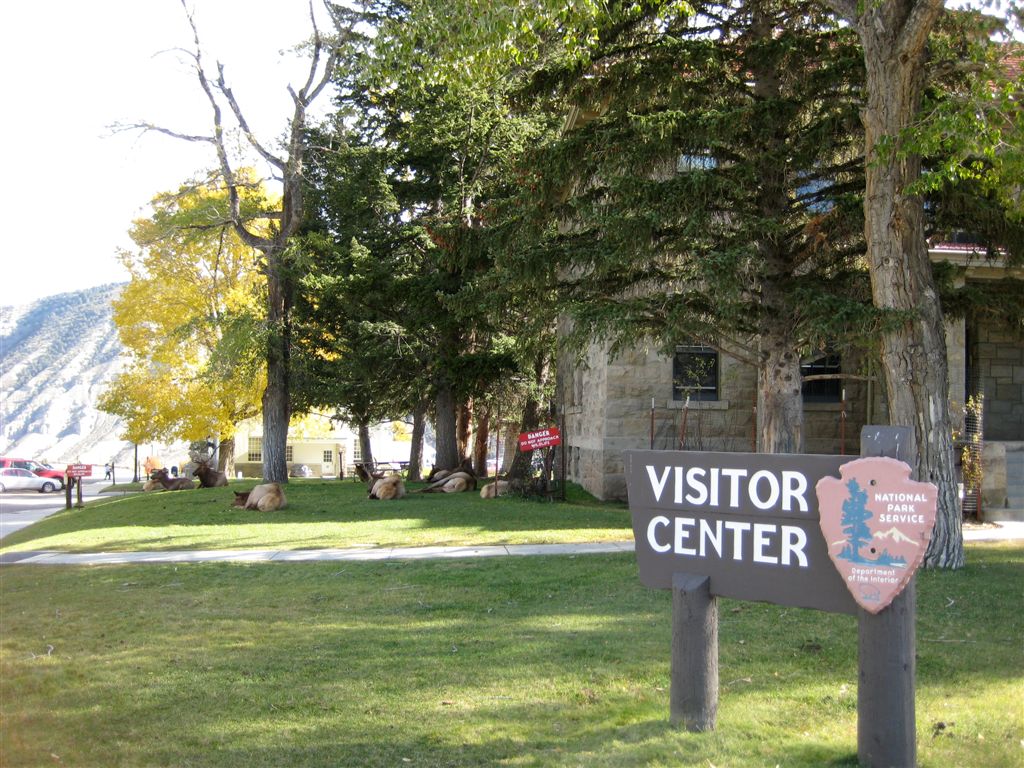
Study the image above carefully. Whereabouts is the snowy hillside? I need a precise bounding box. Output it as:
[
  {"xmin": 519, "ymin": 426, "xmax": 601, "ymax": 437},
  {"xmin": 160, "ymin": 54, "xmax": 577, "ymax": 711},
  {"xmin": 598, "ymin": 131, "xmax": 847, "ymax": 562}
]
[{"xmin": 0, "ymin": 284, "xmax": 135, "ymax": 465}]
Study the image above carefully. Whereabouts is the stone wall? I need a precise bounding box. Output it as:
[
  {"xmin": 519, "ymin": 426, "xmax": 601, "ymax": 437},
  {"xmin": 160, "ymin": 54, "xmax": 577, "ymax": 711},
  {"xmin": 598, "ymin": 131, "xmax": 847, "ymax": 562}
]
[
  {"xmin": 559, "ymin": 314, "xmax": 1014, "ymax": 503},
  {"xmin": 561, "ymin": 341, "xmax": 881, "ymax": 500},
  {"xmin": 974, "ymin": 318, "xmax": 1024, "ymax": 441}
]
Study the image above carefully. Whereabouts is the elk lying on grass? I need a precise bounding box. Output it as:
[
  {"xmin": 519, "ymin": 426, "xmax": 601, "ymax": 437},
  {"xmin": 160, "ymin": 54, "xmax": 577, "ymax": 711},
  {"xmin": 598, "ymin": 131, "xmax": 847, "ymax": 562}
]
[
  {"xmin": 232, "ymin": 483, "xmax": 286, "ymax": 512},
  {"xmin": 479, "ymin": 480, "xmax": 509, "ymax": 499},
  {"xmin": 419, "ymin": 463, "xmax": 477, "ymax": 493},
  {"xmin": 369, "ymin": 474, "xmax": 406, "ymax": 500},
  {"xmin": 193, "ymin": 462, "xmax": 228, "ymax": 488},
  {"xmin": 354, "ymin": 463, "xmax": 385, "ymax": 483},
  {"xmin": 424, "ymin": 458, "xmax": 475, "ymax": 484},
  {"xmin": 151, "ymin": 468, "xmax": 195, "ymax": 491}
]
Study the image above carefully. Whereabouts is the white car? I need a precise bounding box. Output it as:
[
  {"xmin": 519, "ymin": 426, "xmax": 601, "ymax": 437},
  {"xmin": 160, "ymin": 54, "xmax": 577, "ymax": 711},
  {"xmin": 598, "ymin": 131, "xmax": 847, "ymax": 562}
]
[{"xmin": 0, "ymin": 467, "xmax": 60, "ymax": 493}]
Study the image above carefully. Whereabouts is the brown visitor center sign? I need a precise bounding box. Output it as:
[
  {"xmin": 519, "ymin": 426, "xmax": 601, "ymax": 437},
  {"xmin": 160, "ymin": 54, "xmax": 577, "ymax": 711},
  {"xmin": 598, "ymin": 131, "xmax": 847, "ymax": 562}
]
[
  {"xmin": 625, "ymin": 433, "xmax": 939, "ymax": 766},
  {"xmin": 625, "ymin": 450, "xmax": 936, "ymax": 615},
  {"xmin": 626, "ymin": 450, "xmax": 859, "ymax": 613}
]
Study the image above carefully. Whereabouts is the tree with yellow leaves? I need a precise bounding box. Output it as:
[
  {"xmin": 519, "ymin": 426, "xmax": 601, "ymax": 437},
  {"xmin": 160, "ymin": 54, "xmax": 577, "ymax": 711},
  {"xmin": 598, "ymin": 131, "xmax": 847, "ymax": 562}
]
[{"xmin": 99, "ymin": 173, "xmax": 269, "ymax": 473}]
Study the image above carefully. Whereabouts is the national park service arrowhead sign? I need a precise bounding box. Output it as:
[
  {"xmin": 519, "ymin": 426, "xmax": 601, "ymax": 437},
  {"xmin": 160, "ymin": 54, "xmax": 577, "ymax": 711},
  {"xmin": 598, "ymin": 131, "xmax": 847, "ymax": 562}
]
[{"xmin": 815, "ymin": 457, "xmax": 937, "ymax": 614}]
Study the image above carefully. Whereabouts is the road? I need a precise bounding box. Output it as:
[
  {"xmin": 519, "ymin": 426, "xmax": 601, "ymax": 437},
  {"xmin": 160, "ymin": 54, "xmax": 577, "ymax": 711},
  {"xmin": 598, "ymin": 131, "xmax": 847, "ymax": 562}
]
[{"xmin": 0, "ymin": 478, "xmax": 109, "ymax": 540}]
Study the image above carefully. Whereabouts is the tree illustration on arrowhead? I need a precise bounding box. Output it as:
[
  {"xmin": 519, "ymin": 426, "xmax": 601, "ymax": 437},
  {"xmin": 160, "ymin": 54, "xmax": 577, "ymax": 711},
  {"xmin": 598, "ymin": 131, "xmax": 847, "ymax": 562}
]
[{"xmin": 839, "ymin": 477, "xmax": 873, "ymax": 563}]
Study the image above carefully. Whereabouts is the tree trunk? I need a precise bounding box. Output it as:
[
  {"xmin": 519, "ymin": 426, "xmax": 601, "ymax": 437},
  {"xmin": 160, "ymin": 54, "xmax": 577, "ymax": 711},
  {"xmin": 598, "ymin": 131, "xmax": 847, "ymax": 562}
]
[
  {"xmin": 473, "ymin": 406, "xmax": 490, "ymax": 477},
  {"xmin": 748, "ymin": 6, "xmax": 805, "ymax": 458},
  {"xmin": 457, "ymin": 399, "xmax": 473, "ymax": 462},
  {"xmin": 509, "ymin": 354, "xmax": 551, "ymax": 481},
  {"xmin": 261, "ymin": 250, "xmax": 291, "ymax": 483},
  {"xmin": 217, "ymin": 436, "xmax": 235, "ymax": 476},
  {"xmin": 857, "ymin": 1, "xmax": 963, "ymax": 568},
  {"xmin": 509, "ymin": 397, "xmax": 541, "ymax": 481},
  {"xmin": 434, "ymin": 381, "xmax": 460, "ymax": 469},
  {"xmin": 758, "ymin": 339, "xmax": 805, "ymax": 454},
  {"xmin": 358, "ymin": 419, "xmax": 374, "ymax": 469},
  {"xmin": 500, "ymin": 426, "xmax": 518, "ymax": 475},
  {"xmin": 407, "ymin": 400, "xmax": 427, "ymax": 482}
]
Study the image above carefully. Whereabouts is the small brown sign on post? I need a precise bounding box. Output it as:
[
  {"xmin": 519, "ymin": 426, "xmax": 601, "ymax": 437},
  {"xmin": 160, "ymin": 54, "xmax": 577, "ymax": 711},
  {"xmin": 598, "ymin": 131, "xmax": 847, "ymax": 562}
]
[{"xmin": 65, "ymin": 464, "xmax": 91, "ymax": 509}]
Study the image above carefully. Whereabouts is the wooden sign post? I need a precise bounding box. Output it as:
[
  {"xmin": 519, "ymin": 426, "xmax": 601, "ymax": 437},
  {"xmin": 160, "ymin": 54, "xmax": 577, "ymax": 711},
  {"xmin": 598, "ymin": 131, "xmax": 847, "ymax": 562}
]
[
  {"xmin": 857, "ymin": 427, "xmax": 916, "ymax": 768},
  {"xmin": 670, "ymin": 573, "xmax": 717, "ymax": 731},
  {"xmin": 65, "ymin": 463, "xmax": 92, "ymax": 509},
  {"xmin": 625, "ymin": 426, "xmax": 935, "ymax": 764}
]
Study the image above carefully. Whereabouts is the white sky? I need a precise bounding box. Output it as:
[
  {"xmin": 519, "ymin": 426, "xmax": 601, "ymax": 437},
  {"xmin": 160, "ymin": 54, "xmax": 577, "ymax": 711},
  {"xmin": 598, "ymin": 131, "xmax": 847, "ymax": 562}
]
[{"xmin": 0, "ymin": 0, "xmax": 334, "ymax": 307}]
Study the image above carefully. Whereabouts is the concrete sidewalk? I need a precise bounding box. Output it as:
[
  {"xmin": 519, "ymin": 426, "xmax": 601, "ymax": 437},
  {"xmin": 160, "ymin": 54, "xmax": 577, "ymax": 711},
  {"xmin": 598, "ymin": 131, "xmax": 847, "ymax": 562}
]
[
  {"xmin": 1, "ymin": 521, "xmax": 1020, "ymax": 566},
  {"xmin": 1, "ymin": 541, "xmax": 636, "ymax": 566}
]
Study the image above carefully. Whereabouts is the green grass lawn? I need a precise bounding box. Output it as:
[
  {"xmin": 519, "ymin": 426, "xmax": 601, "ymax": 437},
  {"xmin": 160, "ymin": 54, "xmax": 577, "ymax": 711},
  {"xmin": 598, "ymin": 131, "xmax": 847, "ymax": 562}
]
[
  {"xmin": 1, "ymin": 541, "xmax": 1020, "ymax": 767},
  {"xmin": 0, "ymin": 481, "xmax": 632, "ymax": 554}
]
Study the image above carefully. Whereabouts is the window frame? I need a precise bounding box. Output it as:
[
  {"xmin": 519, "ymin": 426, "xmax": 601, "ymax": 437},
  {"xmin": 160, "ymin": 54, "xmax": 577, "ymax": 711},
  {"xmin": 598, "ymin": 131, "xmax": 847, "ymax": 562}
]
[
  {"xmin": 247, "ymin": 437, "xmax": 263, "ymax": 463},
  {"xmin": 801, "ymin": 352, "xmax": 843, "ymax": 403},
  {"xmin": 673, "ymin": 345, "xmax": 720, "ymax": 402}
]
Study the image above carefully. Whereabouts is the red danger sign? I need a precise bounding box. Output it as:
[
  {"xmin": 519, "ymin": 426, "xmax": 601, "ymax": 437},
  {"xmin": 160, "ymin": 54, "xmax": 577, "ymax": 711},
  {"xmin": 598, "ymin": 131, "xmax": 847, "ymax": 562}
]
[
  {"xmin": 65, "ymin": 463, "xmax": 92, "ymax": 478},
  {"xmin": 518, "ymin": 427, "xmax": 561, "ymax": 451}
]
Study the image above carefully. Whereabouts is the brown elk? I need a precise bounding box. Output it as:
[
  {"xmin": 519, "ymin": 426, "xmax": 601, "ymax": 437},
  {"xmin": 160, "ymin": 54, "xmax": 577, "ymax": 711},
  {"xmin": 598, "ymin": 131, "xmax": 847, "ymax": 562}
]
[
  {"xmin": 232, "ymin": 483, "xmax": 287, "ymax": 512},
  {"xmin": 151, "ymin": 468, "xmax": 195, "ymax": 491},
  {"xmin": 369, "ymin": 474, "xmax": 406, "ymax": 500},
  {"xmin": 479, "ymin": 480, "xmax": 509, "ymax": 499},
  {"xmin": 419, "ymin": 465, "xmax": 477, "ymax": 493},
  {"xmin": 354, "ymin": 462, "xmax": 385, "ymax": 483},
  {"xmin": 193, "ymin": 462, "xmax": 228, "ymax": 488},
  {"xmin": 425, "ymin": 458, "xmax": 474, "ymax": 483}
]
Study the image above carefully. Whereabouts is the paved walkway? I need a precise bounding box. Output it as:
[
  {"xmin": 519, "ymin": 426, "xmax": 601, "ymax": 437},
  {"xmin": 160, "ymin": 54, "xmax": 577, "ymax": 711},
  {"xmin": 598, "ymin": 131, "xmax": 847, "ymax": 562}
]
[
  {"xmin": 1, "ymin": 541, "xmax": 636, "ymax": 566},
  {"xmin": 1, "ymin": 522, "xmax": 1020, "ymax": 566}
]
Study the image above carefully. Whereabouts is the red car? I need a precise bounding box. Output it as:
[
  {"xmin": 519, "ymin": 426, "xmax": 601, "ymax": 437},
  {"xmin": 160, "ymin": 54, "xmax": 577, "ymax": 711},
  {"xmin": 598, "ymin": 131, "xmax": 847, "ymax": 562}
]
[{"xmin": 0, "ymin": 458, "xmax": 66, "ymax": 489}]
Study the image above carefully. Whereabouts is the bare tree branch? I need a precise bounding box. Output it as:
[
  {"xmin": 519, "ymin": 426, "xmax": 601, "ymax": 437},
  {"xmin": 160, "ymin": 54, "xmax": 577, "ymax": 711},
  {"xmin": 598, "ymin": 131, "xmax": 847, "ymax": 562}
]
[
  {"xmin": 216, "ymin": 64, "xmax": 286, "ymax": 173},
  {"xmin": 109, "ymin": 121, "xmax": 215, "ymax": 145}
]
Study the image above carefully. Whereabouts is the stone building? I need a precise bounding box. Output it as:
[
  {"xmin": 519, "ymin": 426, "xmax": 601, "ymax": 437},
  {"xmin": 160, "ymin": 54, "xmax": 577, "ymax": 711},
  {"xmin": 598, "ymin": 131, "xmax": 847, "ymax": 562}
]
[{"xmin": 557, "ymin": 245, "xmax": 1023, "ymax": 517}]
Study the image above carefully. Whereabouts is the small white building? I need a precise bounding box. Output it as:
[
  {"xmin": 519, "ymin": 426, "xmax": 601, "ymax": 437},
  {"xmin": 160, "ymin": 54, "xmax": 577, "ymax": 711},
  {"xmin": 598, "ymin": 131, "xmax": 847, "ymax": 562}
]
[{"xmin": 231, "ymin": 414, "xmax": 433, "ymax": 478}]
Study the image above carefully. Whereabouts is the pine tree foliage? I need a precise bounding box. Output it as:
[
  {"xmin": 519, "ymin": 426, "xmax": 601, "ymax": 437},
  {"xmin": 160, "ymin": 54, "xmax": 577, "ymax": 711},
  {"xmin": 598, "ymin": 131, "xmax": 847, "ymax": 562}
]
[
  {"xmin": 294, "ymin": 6, "xmax": 562, "ymax": 465},
  {"xmin": 506, "ymin": 1, "xmax": 878, "ymax": 354}
]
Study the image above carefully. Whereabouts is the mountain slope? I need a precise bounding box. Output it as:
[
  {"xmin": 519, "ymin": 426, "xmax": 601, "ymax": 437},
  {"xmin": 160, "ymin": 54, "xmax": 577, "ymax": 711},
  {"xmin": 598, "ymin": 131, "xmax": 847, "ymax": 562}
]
[{"xmin": 0, "ymin": 284, "xmax": 133, "ymax": 464}]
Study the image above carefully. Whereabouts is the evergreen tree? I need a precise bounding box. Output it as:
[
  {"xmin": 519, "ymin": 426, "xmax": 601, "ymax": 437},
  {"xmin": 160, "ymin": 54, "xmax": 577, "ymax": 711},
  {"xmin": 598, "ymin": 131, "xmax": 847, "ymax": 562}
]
[
  {"xmin": 838, "ymin": 477, "xmax": 873, "ymax": 563},
  {"xmin": 295, "ymin": 5, "xmax": 560, "ymax": 471},
  {"xmin": 499, "ymin": 0, "xmax": 877, "ymax": 454}
]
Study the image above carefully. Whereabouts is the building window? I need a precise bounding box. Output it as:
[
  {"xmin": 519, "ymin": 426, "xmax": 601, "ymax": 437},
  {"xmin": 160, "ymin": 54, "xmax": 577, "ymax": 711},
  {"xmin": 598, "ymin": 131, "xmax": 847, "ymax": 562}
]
[
  {"xmin": 285, "ymin": 445, "xmax": 294, "ymax": 462},
  {"xmin": 802, "ymin": 352, "xmax": 842, "ymax": 403},
  {"xmin": 673, "ymin": 345, "xmax": 719, "ymax": 401},
  {"xmin": 677, "ymin": 153, "xmax": 716, "ymax": 173},
  {"xmin": 323, "ymin": 450, "xmax": 333, "ymax": 464},
  {"xmin": 353, "ymin": 441, "xmax": 362, "ymax": 463},
  {"xmin": 247, "ymin": 437, "xmax": 262, "ymax": 463}
]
